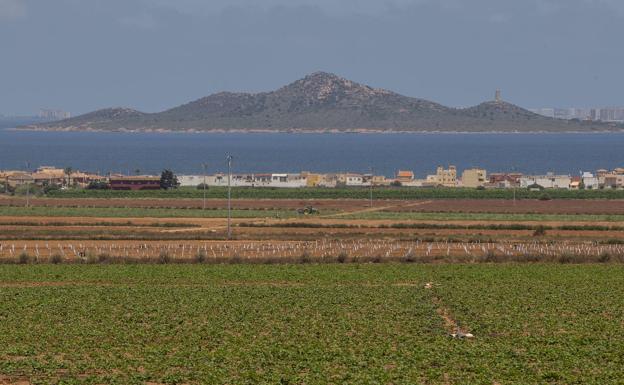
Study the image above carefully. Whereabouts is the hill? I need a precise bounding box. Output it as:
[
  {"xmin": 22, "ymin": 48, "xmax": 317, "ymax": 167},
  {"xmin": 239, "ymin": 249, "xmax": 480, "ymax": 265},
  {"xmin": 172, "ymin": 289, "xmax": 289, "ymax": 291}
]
[{"xmin": 23, "ymin": 72, "xmax": 620, "ymax": 132}]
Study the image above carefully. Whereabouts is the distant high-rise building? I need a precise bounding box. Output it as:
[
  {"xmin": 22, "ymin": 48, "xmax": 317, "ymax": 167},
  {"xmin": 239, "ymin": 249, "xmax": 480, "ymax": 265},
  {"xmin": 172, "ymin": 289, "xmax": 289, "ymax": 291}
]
[
  {"xmin": 39, "ymin": 109, "xmax": 71, "ymax": 121},
  {"xmin": 495, "ymin": 89, "xmax": 501, "ymax": 102},
  {"xmin": 531, "ymin": 106, "xmax": 622, "ymax": 122}
]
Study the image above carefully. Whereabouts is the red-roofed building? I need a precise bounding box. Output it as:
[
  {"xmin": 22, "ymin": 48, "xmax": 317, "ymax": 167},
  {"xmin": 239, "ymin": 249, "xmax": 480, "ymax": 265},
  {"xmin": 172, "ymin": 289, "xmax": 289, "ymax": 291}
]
[{"xmin": 396, "ymin": 170, "xmax": 414, "ymax": 183}]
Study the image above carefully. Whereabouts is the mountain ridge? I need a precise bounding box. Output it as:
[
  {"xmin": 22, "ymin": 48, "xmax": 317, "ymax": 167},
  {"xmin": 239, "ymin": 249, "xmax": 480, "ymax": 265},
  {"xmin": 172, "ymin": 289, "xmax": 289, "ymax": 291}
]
[{"xmin": 23, "ymin": 72, "xmax": 621, "ymax": 132}]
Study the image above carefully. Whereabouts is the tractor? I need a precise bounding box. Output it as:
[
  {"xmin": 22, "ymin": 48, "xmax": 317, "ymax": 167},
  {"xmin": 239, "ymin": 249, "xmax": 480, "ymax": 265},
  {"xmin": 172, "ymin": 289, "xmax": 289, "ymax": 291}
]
[{"xmin": 297, "ymin": 206, "xmax": 319, "ymax": 215}]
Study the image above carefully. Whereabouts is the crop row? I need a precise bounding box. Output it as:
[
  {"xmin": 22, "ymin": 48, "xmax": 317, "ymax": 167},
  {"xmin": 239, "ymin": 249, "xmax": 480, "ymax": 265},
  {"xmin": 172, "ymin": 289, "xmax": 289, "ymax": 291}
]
[
  {"xmin": 45, "ymin": 186, "xmax": 624, "ymax": 200},
  {"xmin": 3, "ymin": 240, "xmax": 624, "ymax": 265}
]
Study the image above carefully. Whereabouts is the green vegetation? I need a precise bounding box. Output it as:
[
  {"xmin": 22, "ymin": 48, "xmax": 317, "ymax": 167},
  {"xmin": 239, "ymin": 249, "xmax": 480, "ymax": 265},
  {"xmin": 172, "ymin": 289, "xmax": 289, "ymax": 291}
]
[
  {"xmin": 44, "ymin": 186, "xmax": 624, "ymax": 200},
  {"xmin": 0, "ymin": 206, "xmax": 295, "ymax": 218},
  {"xmin": 1, "ymin": 205, "xmax": 622, "ymax": 222},
  {"xmin": 29, "ymin": 72, "xmax": 613, "ymax": 132},
  {"xmin": 159, "ymin": 169, "xmax": 180, "ymax": 190},
  {"xmin": 343, "ymin": 211, "xmax": 624, "ymax": 222},
  {"xmin": 0, "ymin": 264, "xmax": 622, "ymax": 384}
]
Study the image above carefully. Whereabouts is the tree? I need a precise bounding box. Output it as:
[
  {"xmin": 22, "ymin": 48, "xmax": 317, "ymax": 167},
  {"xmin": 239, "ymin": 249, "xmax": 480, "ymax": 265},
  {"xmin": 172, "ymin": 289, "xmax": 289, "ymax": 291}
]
[
  {"xmin": 64, "ymin": 167, "xmax": 73, "ymax": 187},
  {"xmin": 160, "ymin": 169, "xmax": 179, "ymax": 190},
  {"xmin": 196, "ymin": 183, "xmax": 209, "ymax": 190}
]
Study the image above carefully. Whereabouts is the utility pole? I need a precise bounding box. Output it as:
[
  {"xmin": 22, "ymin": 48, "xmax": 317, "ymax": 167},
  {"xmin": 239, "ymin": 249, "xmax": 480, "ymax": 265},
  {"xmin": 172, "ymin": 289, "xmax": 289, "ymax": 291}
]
[
  {"xmin": 202, "ymin": 163, "xmax": 208, "ymax": 210},
  {"xmin": 369, "ymin": 166, "xmax": 373, "ymax": 208},
  {"xmin": 25, "ymin": 161, "xmax": 31, "ymax": 208},
  {"xmin": 226, "ymin": 155, "xmax": 233, "ymax": 240},
  {"xmin": 512, "ymin": 166, "xmax": 517, "ymax": 206}
]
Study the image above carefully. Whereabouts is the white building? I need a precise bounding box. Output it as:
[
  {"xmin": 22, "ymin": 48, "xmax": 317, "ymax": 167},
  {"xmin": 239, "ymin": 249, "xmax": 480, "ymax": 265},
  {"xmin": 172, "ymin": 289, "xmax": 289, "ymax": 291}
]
[
  {"xmin": 581, "ymin": 172, "xmax": 599, "ymax": 189},
  {"xmin": 345, "ymin": 173, "xmax": 364, "ymax": 186},
  {"xmin": 520, "ymin": 173, "xmax": 571, "ymax": 189},
  {"xmin": 178, "ymin": 175, "xmax": 205, "ymax": 187}
]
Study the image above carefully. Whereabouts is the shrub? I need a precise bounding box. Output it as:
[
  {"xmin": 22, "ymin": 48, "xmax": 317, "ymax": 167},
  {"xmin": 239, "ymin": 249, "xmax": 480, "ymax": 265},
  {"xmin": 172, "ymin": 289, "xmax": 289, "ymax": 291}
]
[
  {"xmin": 538, "ymin": 192, "xmax": 552, "ymax": 201},
  {"xmin": 336, "ymin": 252, "xmax": 348, "ymax": 263},
  {"xmin": 87, "ymin": 181, "xmax": 110, "ymax": 190},
  {"xmin": 557, "ymin": 253, "xmax": 576, "ymax": 264},
  {"xmin": 482, "ymin": 249, "xmax": 500, "ymax": 263},
  {"xmin": 18, "ymin": 252, "xmax": 30, "ymax": 264},
  {"xmin": 299, "ymin": 251, "xmax": 311, "ymax": 264},
  {"xmin": 98, "ymin": 253, "xmax": 110, "ymax": 263},
  {"xmin": 50, "ymin": 254, "xmax": 63, "ymax": 264},
  {"xmin": 401, "ymin": 252, "xmax": 416, "ymax": 263},
  {"xmin": 85, "ymin": 253, "xmax": 98, "ymax": 264},
  {"xmin": 598, "ymin": 252, "xmax": 612, "ymax": 263},
  {"xmin": 195, "ymin": 251, "xmax": 207, "ymax": 263},
  {"xmin": 533, "ymin": 225, "xmax": 547, "ymax": 237},
  {"xmin": 158, "ymin": 251, "xmax": 171, "ymax": 264}
]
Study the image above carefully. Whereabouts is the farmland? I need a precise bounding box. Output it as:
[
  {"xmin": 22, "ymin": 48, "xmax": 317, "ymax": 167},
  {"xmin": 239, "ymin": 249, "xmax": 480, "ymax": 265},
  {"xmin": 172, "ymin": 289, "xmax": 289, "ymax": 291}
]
[
  {"xmin": 42, "ymin": 186, "xmax": 624, "ymax": 200},
  {"xmin": 2, "ymin": 193, "xmax": 624, "ymax": 384},
  {"xmin": 1, "ymin": 264, "xmax": 623, "ymax": 384},
  {"xmin": 0, "ymin": 195, "xmax": 623, "ymax": 261}
]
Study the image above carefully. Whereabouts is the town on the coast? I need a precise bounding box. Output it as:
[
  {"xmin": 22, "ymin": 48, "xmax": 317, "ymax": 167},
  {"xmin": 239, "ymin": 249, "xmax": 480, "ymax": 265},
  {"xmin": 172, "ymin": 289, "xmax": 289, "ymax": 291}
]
[{"xmin": 2, "ymin": 165, "xmax": 624, "ymax": 191}]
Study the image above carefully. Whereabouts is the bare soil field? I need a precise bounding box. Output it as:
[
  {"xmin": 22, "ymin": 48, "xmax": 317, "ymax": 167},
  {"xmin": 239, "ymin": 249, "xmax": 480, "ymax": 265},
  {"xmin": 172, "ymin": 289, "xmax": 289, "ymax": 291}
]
[{"xmin": 387, "ymin": 199, "xmax": 624, "ymax": 214}]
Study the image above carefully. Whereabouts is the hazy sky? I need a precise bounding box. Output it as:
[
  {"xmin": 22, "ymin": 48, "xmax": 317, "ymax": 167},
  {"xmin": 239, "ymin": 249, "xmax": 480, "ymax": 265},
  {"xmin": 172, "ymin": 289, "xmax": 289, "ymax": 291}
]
[{"xmin": 1, "ymin": 0, "xmax": 623, "ymax": 115}]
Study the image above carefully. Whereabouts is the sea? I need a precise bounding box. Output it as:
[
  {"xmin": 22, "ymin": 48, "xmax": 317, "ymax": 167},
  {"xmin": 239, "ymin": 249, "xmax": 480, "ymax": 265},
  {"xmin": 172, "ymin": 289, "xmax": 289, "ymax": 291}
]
[{"xmin": 0, "ymin": 129, "xmax": 623, "ymax": 177}]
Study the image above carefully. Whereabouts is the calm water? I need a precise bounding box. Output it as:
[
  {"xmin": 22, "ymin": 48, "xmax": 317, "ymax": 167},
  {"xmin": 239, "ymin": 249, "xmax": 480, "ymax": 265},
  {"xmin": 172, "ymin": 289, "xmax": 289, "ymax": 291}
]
[{"xmin": 0, "ymin": 129, "xmax": 622, "ymax": 177}]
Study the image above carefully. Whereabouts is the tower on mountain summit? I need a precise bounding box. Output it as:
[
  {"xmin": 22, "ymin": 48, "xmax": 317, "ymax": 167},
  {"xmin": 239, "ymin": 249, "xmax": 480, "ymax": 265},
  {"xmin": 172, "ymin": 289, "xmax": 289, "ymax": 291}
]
[{"xmin": 495, "ymin": 89, "xmax": 502, "ymax": 103}]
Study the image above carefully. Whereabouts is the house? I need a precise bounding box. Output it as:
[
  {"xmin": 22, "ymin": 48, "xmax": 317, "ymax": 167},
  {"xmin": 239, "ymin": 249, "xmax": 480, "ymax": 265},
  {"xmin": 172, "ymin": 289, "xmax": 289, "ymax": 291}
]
[
  {"xmin": 178, "ymin": 175, "xmax": 205, "ymax": 187},
  {"xmin": 1, "ymin": 171, "xmax": 21, "ymax": 189},
  {"xmin": 396, "ymin": 170, "xmax": 414, "ymax": 183},
  {"xmin": 569, "ymin": 176, "xmax": 581, "ymax": 189},
  {"xmin": 272, "ymin": 174, "xmax": 288, "ymax": 183},
  {"xmin": 318, "ymin": 174, "xmax": 338, "ymax": 188},
  {"xmin": 602, "ymin": 173, "xmax": 624, "ymax": 189},
  {"xmin": 32, "ymin": 167, "xmax": 66, "ymax": 186},
  {"xmin": 253, "ymin": 174, "xmax": 273, "ymax": 185},
  {"xmin": 461, "ymin": 168, "xmax": 487, "ymax": 188},
  {"xmin": 70, "ymin": 171, "xmax": 105, "ymax": 187},
  {"xmin": 581, "ymin": 172, "xmax": 599, "ymax": 189},
  {"xmin": 345, "ymin": 173, "xmax": 364, "ymax": 186},
  {"xmin": 7, "ymin": 172, "xmax": 34, "ymax": 188},
  {"xmin": 301, "ymin": 172, "xmax": 323, "ymax": 187},
  {"xmin": 109, "ymin": 175, "xmax": 161, "ymax": 190},
  {"xmin": 489, "ymin": 173, "xmax": 522, "ymax": 188},
  {"xmin": 372, "ymin": 175, "xmax": 389, "ymax": 186},
  {"xmin": 427, "ymin": 165, "xmax": 457, "ymax": 187},
  {"xmin": 520, "ymin": 173, "xmax": 571, "ymax": 189}
]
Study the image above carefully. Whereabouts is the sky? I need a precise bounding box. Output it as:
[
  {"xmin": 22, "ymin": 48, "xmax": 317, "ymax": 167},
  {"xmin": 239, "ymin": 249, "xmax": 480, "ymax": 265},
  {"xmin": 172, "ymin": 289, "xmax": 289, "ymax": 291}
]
[{"xmin": 1, "ymin": 0, "xmax": 623, "ymax": 115}]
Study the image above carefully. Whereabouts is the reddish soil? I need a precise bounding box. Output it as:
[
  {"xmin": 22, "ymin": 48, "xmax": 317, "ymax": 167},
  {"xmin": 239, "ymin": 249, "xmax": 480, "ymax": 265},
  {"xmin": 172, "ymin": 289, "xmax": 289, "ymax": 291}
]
[
  {"xmin": 2, "ymin": 197, "xmax": 623, "ymax": 214},
  {"xmin": 388, "ymin": 199, "xmax": 624, "ymax": 214}
]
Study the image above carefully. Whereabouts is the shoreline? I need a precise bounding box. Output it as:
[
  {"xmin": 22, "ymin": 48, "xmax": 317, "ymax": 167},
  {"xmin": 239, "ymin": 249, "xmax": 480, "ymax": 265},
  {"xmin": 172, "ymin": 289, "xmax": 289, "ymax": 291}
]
[{"xmin": 8, "ymin": 127, "xmax": 624, "ymax": 135}]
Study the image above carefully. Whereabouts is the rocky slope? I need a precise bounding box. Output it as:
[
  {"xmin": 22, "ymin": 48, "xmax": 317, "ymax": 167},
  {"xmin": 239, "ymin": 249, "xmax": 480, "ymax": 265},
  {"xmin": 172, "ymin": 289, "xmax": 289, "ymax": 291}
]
[{"xmin": 24, "ymin": 72, "xmax": 619, "ymax": 132}]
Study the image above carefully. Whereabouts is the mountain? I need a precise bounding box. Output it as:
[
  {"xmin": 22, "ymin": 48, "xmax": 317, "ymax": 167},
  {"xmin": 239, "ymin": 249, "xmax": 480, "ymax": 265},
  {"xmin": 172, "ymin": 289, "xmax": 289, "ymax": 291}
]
[{"xmin": 23, "ymin": 72, "xmax": 620, "ymax": 132}]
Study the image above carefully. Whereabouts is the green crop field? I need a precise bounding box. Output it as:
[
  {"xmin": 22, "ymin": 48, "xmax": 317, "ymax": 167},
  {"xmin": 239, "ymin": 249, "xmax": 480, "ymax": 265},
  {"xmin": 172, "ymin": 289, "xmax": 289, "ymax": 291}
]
[
  {"xmin": 44, "ymin": 186, "xmax": 624, "ymax": 200},
  {"xmin": 1, "ymin": 264, "xmax": 622, "ymax": 384},
  {"xmin": 0, "ymin": 206, "xmax": 295, "ymax": 219}
]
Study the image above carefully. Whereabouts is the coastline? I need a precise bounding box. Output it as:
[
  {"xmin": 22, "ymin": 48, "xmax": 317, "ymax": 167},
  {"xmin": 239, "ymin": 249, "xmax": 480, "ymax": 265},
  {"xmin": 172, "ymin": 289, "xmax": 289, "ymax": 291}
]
[{"xmin": 10, "ymin": 126, "xmax": 624, "ymax": 135}]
